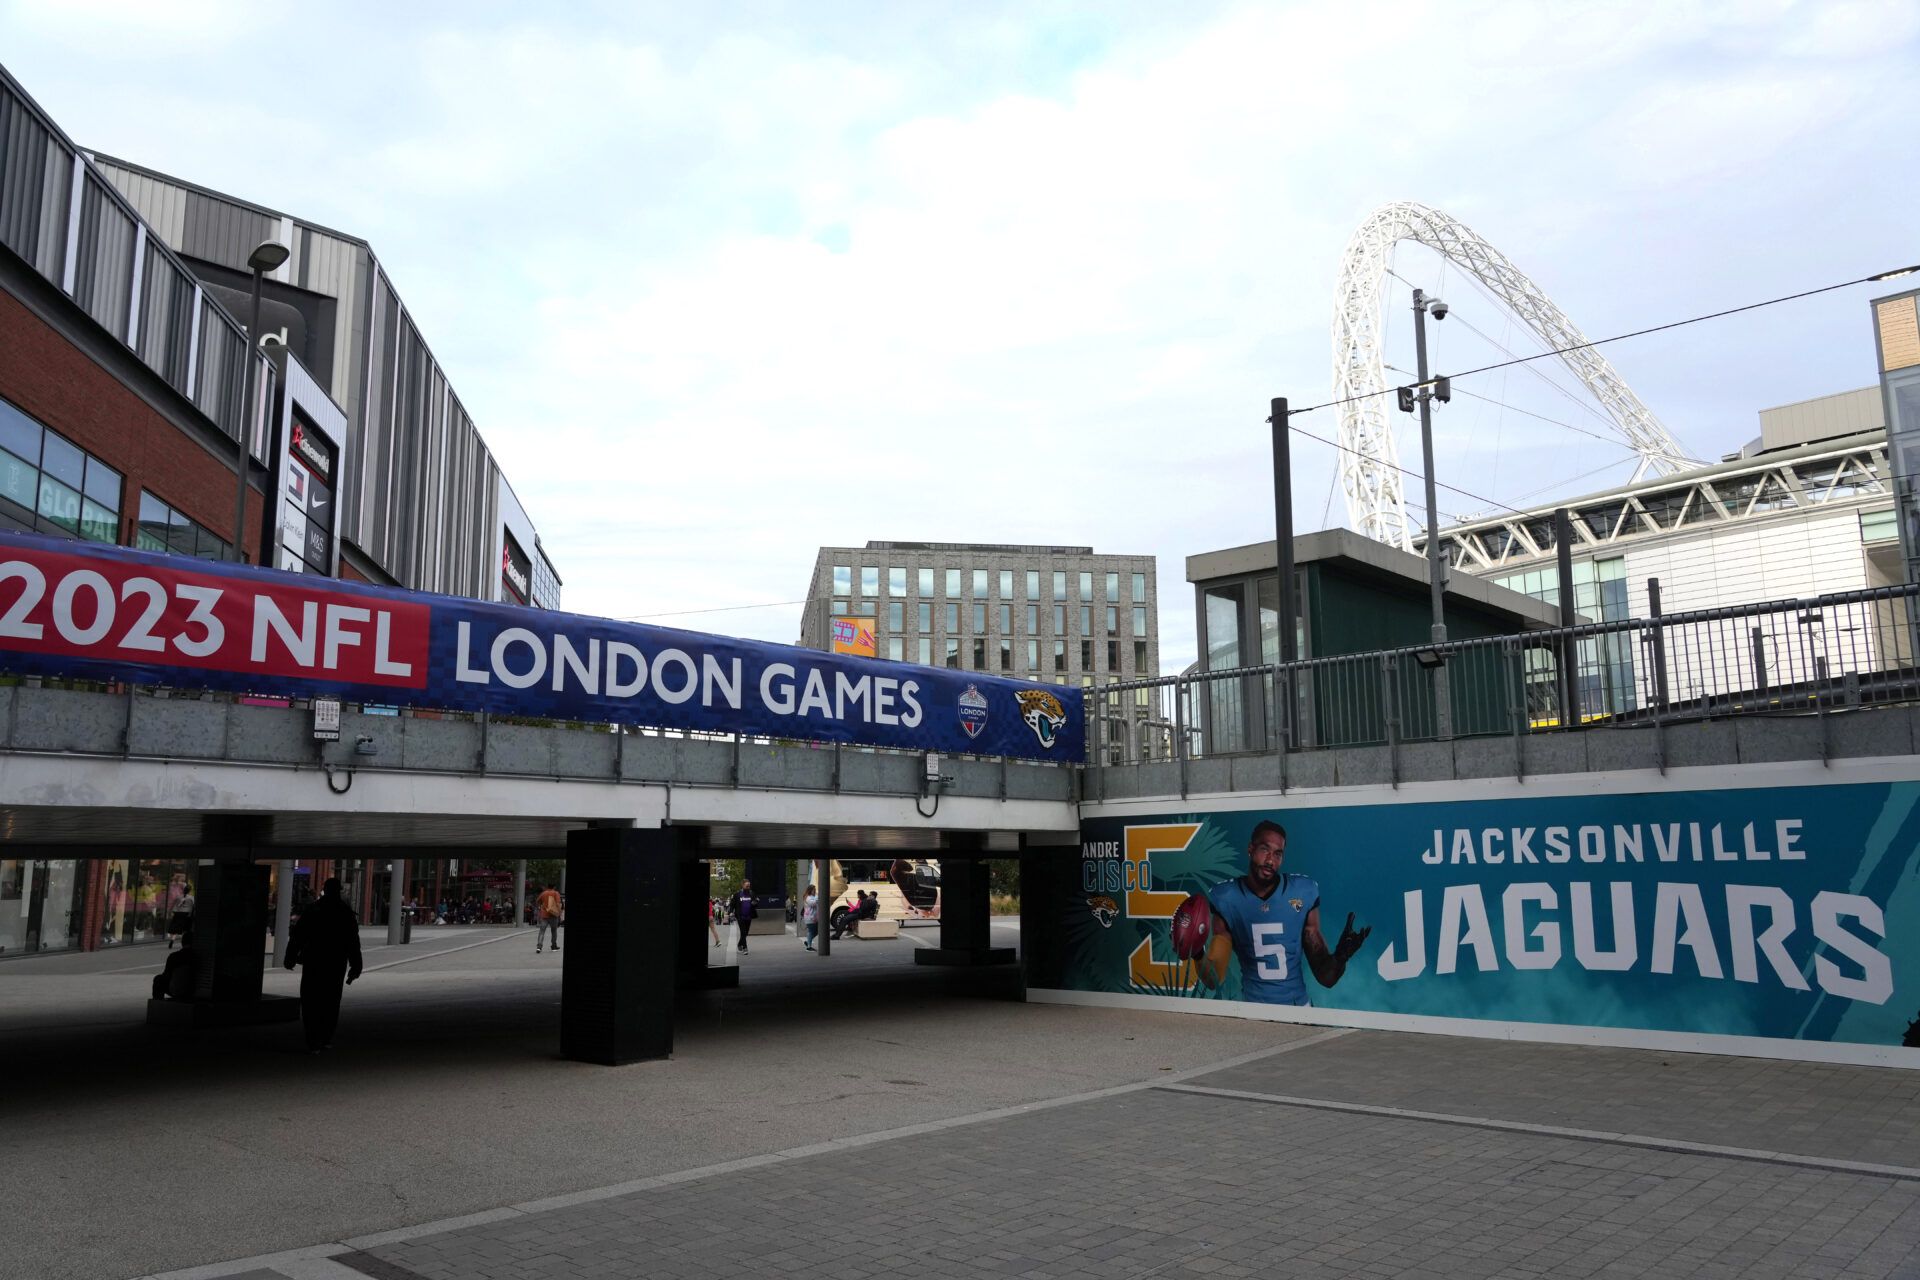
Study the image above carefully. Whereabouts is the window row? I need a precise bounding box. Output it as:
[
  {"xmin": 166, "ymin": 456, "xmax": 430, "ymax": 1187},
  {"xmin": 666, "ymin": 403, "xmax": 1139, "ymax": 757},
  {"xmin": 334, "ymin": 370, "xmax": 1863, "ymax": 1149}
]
[
  {"xmin": 832, "ymin": 600, "xmax": 1150, "ymax": 635},
  {"xmin": 0, "ymin": 395, "xmax": 122, "ymax": 544},
  {"xmin": 832, "ymin": 564, "xmax": 1149, "ymax": 603},
  {"xmin": 874, "ymin": 635, "xmax": 1150, "ymax": 676}
]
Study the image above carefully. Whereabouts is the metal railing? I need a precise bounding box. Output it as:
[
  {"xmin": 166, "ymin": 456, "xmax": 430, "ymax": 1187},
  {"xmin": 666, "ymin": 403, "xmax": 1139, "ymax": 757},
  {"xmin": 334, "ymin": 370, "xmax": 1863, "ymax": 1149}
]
[{"xmin": 1085, "ymin": 582, "xmax": 1920, "ymax": 767}]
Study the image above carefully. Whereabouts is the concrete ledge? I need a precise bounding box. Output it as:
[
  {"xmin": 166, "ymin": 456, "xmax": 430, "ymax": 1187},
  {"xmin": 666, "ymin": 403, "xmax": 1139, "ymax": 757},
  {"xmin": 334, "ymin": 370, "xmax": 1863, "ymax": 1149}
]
[
  {"xmin": 146, "ymin": 995, "xmax": 301, "ymax": 1027},
  {"xmin": 912, "ymin": 946, "xmax": 1015, "ymax": 967},
  {"xmin": 852, "ymin": 919, "xmax": 900, "ymax": 939}
]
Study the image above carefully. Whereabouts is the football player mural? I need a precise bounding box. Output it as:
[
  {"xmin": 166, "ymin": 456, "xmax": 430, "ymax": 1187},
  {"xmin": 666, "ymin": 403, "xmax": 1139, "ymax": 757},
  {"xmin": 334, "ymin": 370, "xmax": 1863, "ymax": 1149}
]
[{"xmin": 1171, "ymin": 820, "xmax": 1371, "ymax": 1006}]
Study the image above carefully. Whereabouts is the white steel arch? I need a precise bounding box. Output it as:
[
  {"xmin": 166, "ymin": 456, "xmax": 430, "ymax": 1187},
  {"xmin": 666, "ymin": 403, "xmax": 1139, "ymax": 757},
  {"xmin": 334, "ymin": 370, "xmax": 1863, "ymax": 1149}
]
[{"xmin": 1331, "ymin": 201, "xmax": 1695, "ymax": 549}]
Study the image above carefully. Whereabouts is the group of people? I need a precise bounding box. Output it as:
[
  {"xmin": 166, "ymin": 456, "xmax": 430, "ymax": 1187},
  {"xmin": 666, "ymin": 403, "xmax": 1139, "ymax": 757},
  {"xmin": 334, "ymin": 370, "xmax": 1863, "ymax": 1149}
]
[{"xmin": 405, "ymin": 897, "xmax": 518, "ymax": 926}]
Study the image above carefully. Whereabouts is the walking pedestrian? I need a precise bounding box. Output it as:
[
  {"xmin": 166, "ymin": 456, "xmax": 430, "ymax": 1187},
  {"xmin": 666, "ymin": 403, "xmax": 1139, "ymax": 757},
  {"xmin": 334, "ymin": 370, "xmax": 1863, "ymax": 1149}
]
[
  {"xmin": 707, "ymin": 894, "xmax": 721, "ymax": 948},
  {"xmin": 534, "ymin": 883, "xmax": 564, "ymax": 953},
  {"xmin": 729, "ymin": 880, "xmax": 755, "ymax": 955},
  {"xmin": 284, "ymin": 877, "xmax": 362, "ymax": 1054},
  {"xmin": 802, "ymin": 883, "xmax": 819, "ymax": 951},
  {"xmin": 166, "ymin": 882, "xmax": 195, "ymax": 950}
]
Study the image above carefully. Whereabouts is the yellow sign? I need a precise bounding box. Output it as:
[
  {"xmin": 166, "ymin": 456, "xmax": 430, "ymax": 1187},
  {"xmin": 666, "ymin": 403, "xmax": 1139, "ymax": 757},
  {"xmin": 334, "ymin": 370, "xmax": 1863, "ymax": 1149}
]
[
  {"xmin": 830, "ymin": 616, "xmax": 877, "ymax": 658},
  {"xmin": 1876, "ymin": 296, "xmax": 1920, "ymax": 372}
]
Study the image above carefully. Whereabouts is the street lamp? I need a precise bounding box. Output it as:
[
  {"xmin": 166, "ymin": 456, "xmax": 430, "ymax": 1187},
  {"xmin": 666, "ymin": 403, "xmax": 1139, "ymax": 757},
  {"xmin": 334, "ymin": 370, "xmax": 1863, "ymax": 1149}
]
[
  {"xmin": 1403, "ymin": 287, "xmax": 1453, "ymax": 736},
  {"xmin": 229, "ymin": 238, "xmax": 289, "ymax": 563}
]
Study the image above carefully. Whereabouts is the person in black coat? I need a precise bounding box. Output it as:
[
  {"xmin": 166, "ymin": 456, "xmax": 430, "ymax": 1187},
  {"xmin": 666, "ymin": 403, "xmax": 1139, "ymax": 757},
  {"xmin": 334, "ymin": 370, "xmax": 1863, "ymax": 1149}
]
[{"xmin": 285, "ymin": 877, "xmax": 363, "ymax": 1053}]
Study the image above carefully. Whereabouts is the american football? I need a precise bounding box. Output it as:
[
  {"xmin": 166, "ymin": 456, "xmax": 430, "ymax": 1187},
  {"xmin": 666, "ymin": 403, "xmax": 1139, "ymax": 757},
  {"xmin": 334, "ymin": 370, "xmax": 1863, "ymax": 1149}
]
[{"xmin": 1169, "ymin": 892, "xmax": 1214, "ymax": 960}]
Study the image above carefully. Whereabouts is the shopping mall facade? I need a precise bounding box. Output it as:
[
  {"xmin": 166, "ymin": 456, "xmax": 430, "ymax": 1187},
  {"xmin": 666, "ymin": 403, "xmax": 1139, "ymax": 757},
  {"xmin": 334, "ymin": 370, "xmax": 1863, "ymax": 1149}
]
[{"xmin": 0, "ymin": 62, "xmax": 562, "ymax": 955}]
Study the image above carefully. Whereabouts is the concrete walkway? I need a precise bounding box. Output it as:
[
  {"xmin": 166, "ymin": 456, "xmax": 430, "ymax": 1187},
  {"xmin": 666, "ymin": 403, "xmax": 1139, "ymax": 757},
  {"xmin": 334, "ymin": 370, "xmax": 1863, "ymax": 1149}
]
[{"xmin": 4, "ymin": 926, "xmax": 1915, "ymax": 1280}]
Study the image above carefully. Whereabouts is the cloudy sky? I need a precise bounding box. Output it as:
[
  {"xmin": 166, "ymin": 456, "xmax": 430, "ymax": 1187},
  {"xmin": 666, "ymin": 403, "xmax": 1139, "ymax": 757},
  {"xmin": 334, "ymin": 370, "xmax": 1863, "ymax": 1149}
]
[{"xmin": 4, "ymin": 0, "xmax": 1917, "ymax": 671}]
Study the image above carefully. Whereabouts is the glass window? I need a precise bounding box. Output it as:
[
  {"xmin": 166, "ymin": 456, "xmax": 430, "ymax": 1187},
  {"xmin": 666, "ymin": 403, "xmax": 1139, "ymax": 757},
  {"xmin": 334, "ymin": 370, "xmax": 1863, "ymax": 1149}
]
[
  {"xmin": 972, "ymin": 568, "xmax": 988, "ymax": 597},
  {"xmin": 945, "ymin": 568, "xmax": 961, "ymax": 595},
  {"xmin": 917, "ymin": 602, "xmax": 931, "ymax": 631},
  {"xmin": 1080, "ymin": 605, "xmax": 1092, "ymax": 633},
  {"xmin": 0, "ymin": 398, "xmax": 43, "ymax": 465},
  {"xmin": 1000, "ymin": 639, "xmax": 1012, "ymax": 672},
  {"xmin": 1053, "ymin": 604, "xmax": 1066, "ymax": 633},
  {"xmin": 945, "ymin": 602, "xmax": 959, "ymax": 632},
  {"xmin": 972, "ymin": 638, "xmax": 986, "ymax": 668},
  {"xmin": 1026, "ymin": 570, "xmax": 1039, "ymax": 599},
  {"xmin": 1054, "ymin": 640, "xmax": 1066, "ymax": 672},
  {"xmin": 1026, "ymin": 604, "xmax": 1038, "ymax": 632},
  {"xmin": 39, "ymin": 433, "xmax": 83, "ymax": 489},
  {"xmin": 82, "ymin": 458, "xmax": 121, "ymax": 509},
  {"xmin": 36, "ymin": 475, "xmax": 80, "ymax": 532},
  {"xmin": 136, "ymin": 492, "xmax": 171, "ymax": 552},
  {"xmin": 832, "ymin": 599, "xmax": 848, "ymax": 613},
  {"xmin": 79, "ymin": 499, "xmax": 116, "ymax": 543},
  {"xmin": 1106, "ymin": 606, "xmax": 1118, "ymax": 632},
  {"xmin": 888, "ymin": 637, "xmax": 904, "ymax": 661},
  {"xmin": 918, "ymin": 567, "xmax": 934, "ymax": 595},
  {"xmin": 998, "ymin": 604, "xmax": 1011, "ymax": 632},
  {"xmin": 972, "ymin": 602, "xmax": 986, "ymax": 632},
  {"xmin": 1080, "ymin": 639, "xmax": 1093, "ymax": 669},
  {"xmin": 832, "ymin": 565, "xmax": 851, "ymax": 594},
  {"xmin": 945, "ymin": 638, "xmax": 960, "ymax": 668},
  {"xmin": 999, "ymin": 570, "xmax": 1013, "ymax": 598},
  {"xmin": 1078, "ymin": 571, "xmax": 1093, "ymax": 599},
  {"xmin": 1053, "ymin": 571, "xmax": 1067, "ymax": 601},
  {"xmin": 1027, "ymin": 639, "xmax": 1039, "ymax": 670},
  {"xmin": 0, "ymin": 448, "xmax": 38, "ymax": 511},
  {"xmin": 1133, "ymin": 605, "xmax": 1147, "ymax": 634},
  {"xmin": 1132, "ymin": 572, "xmax": 1147, "ymax": 599},
  {"xmin": 1205, "ymin": 584, "xmax": 1243, "ymax": 670},
  {"xmin": 1106, "ymin": 571, "xmax": 1119, "ymax": 598},
  {"xmin": 887, "ymin": 601, "xmax": 904, "ymax": 629},
  {"xmin": 917, "ymin": 637, "xmax": 931, "ymax": 665},
  {"xmin": 856, "ymin": 599, "xmax": 875, "ymax": 616},
  {"xmin": 888, "ymin": 567, "xmax": 906, "ymax": 597},
  {"xmin": 1134, "ymin": 640, "xmax": 1148, "ymax": 673},
  {"xmin": 860, "ymin": 567, "xmax": 878, "ymax": 597},
  {"xmin": 1108, "ymin": 639, "xmax": 1120, "ymax": 671}
]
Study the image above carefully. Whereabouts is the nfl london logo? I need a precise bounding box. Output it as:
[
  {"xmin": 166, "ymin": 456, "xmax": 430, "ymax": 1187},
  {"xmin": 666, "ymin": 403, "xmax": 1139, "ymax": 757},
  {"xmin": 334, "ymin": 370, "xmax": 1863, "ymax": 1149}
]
[{"xmin": 957, "ymin": 685, "xmax": 989, "ymax": 739}]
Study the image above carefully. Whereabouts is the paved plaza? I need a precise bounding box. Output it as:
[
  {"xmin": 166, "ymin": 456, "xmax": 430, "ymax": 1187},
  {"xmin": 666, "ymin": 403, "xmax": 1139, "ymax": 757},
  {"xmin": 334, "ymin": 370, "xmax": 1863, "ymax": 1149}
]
[{"xmin": 2, "ymin": 924, "xmax": 1916, "ymax": 1280}]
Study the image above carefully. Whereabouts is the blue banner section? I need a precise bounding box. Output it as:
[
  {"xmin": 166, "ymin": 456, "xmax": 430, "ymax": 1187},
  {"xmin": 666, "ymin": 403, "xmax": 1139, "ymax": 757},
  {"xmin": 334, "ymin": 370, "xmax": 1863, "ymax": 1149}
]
[
  {"xmin": 0, "ymin": 531, "xmax": 1083, "ymax": 762},
  {"xmin": 1067, "ymin": 782, "xmax": 1920, "ymax": 1052}
]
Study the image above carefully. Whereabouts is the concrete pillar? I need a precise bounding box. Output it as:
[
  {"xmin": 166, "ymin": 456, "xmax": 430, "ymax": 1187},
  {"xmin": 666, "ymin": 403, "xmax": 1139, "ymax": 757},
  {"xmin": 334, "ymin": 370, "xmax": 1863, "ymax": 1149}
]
[
  {"xmin": 386, "ymin": 858, "xmax": 406, "ymax": 945},
  {"xmin": 271, "ymin": 859, "xmax": 296, "ymax": 967},
  {"xmin": 513, "ymin": 860, "xmax": 528, "ymax": 929},
  {"xmin": 560, "ymin": 825, "xmax": 687, "ymax": 1065},
  {"xmin": 815, "ymin": 856, "xmax": 831, "ymax": 958},
  {"xmin": 913, "ymin": 839, "xmax": 1013, "ymax": 967}
]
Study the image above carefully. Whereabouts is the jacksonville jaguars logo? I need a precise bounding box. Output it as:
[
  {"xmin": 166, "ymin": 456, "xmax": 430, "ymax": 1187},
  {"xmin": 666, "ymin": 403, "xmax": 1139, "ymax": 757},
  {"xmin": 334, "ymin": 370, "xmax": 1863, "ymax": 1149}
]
[
  {"xmin": 1289, "ymin": 898, "xmax": 1304, "ymax": 912},
  {"xmin": 1014, "ymin": 689, "xmax": 1067, "ymax": 750},
  {"xmin": 1086, "ymin": 895, "xmax": 1119, "ymax": 927}
]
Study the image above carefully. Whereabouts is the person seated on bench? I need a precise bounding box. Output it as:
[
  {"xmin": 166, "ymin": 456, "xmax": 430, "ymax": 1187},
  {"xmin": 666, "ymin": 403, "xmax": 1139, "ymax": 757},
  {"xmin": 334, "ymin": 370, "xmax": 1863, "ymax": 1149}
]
[
  {"xmin": 151, "ymin": 930, "xmax": 197, "ymax": 1000},
  {"xmin": 831, "ymin": 890, "xmax": 881, "ymax": 939}
]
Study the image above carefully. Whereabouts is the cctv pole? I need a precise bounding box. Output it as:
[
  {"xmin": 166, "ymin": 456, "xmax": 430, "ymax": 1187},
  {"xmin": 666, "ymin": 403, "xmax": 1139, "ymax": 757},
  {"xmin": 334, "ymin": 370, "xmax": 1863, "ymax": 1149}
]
[
  {"xmin": 1269, "ymin": 398, "xmax": 1297, "ymax": 760},
  {"xmin": 1412, "ymin": 289, "xmax": 1452, "ymax": 739},
  {"xmin": 229, "ymin": 266, "xmax": 266, "ymax": 562}
]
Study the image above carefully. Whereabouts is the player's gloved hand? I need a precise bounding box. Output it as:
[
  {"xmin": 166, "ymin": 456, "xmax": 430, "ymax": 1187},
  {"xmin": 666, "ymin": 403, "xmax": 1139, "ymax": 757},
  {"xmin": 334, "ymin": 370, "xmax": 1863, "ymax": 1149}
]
[{"xmin": 1333, "ymin": 912, "xmax": 1371, "ymax": 964}]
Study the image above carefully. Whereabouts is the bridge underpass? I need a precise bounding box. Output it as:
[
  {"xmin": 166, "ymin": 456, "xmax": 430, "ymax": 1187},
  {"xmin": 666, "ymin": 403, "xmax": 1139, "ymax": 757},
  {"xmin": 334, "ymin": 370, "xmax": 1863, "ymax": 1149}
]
[{"xmin": 0, "ymin": 683, "xmax": 1079, "ymax": 1064}]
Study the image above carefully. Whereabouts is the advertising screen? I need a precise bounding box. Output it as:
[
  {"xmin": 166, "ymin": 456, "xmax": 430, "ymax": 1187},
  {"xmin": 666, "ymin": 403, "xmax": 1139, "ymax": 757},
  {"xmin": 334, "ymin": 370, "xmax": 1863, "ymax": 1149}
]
[{"xmin": 830, "ymin": 616, "xmax": 877, "ymax": 658}]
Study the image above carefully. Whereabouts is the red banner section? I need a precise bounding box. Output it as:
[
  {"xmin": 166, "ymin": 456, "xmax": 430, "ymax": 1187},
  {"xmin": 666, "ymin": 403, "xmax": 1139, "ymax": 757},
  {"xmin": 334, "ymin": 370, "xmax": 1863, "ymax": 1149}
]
[{"xmin": 0, "ymin": 543, "xmax": 429, "ymax": 689}]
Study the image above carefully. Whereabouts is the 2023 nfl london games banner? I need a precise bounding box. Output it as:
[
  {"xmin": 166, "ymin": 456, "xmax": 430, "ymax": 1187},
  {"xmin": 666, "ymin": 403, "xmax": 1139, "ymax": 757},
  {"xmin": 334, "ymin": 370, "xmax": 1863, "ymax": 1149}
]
[
  {"xmin": 1065, "ymin": 783, "xmax": 1920, "ymax": 1053},
  {"xmin": 0, "ymin": 531, "xmax": 1082, "ymax": 762}
]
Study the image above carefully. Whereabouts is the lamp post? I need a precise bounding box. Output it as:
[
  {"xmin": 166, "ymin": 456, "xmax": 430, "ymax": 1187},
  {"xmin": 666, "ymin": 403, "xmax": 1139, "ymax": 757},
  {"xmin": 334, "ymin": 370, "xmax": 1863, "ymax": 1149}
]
[
  {"xmin": 1407, "ymin": 287, "xmax": 1452, "ymax": 737},
  {"xmin": 229, "ymin": 239, "xmax": 289, "ymax": 562}
]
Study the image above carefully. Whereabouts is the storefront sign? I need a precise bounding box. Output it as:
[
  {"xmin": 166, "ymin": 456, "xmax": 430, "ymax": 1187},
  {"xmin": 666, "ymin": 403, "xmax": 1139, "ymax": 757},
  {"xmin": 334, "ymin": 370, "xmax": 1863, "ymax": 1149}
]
[
  {"xmin": 502, "ymin": 532, "xmax": 531, "ymax": 603},
  {"xmin": 289, "ymin": 413, "xmax": 333, "ymax": 482},
  {"xmin": 1054, "ymin": 783, "xmax": 1920, "ymax": 1056},
  {"xmin": 0, "ymin": 531, "xmax": 1082, "ymax": 761}
]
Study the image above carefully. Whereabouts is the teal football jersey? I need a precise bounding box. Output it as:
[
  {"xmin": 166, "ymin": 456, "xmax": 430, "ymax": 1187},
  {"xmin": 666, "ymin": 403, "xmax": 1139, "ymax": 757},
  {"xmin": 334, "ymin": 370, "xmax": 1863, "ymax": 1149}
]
[{"xmin": 1206, "ymin": 873, "xmax": 1320, "ymax": 1005}]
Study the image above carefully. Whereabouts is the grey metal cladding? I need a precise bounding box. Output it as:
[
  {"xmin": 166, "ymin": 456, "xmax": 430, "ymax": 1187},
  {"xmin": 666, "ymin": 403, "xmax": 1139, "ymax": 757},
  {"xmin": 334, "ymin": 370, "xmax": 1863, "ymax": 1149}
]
[
  {"xmin": 178, "ymin": 186, "xmax": 273, "ymax": 267},
  {"xmin": 0, "ymin": 90, "xmax": 57, "ymax": 271},
  {"xmin": 73, "ymin": 173, "xmax": 136, "ymax": 341},
  {"xmin": 137, "ymin": 249, "xmax": 195, "ymax": 393}
]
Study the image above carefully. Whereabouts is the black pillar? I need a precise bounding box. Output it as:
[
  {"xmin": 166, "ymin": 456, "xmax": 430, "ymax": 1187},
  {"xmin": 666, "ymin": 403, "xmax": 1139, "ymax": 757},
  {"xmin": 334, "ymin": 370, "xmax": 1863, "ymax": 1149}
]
[
  {"xmin": 677, "ymin": 857, "xmax": 737, "ymax": 990},
  {"xmin": 1017, "ymin": 839, "xmax": 1077, "ymax": 997},
  {"xmin": 194, "ymin": 816, "xmax": 272, "ymax": 1002},
  {"xmin": 914, "ymin": 839, "xmax": 1013, "ymax": 967},
  {"xmin": 560, "ymin": 826, "xmax": 685, "ymax": 1065},
  {"xmin": 743, "ymin": 855, "xmax": 787, "ymax": 935}
]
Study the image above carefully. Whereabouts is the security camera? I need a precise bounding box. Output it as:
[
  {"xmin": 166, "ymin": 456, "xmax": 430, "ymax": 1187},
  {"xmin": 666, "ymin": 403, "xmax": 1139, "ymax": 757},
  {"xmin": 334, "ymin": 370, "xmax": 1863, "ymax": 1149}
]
[{"xmin": 1428, "ymin": 299, "xmax": 1449, "ymax": 320}]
